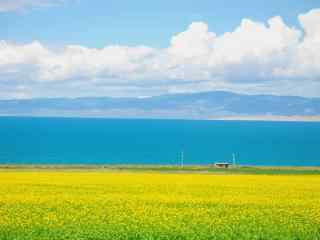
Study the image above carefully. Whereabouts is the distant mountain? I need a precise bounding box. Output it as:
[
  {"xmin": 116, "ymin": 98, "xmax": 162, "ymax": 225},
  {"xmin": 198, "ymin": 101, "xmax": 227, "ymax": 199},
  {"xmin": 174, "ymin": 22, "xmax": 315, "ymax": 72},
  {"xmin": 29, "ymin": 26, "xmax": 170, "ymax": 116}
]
[{"xmin": 1, "ymin": 91, "xmax": 320, "ymax": 119}]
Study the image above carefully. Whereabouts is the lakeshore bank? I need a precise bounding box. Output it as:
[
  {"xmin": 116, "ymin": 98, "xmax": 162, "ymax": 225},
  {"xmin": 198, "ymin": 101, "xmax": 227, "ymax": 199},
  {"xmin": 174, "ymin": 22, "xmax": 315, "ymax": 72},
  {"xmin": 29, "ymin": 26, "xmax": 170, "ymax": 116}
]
[
  {"xmin": 1, "ymin": 164, "xmax": 320, "ymax": 175},
  {"xmin": 211, "ymin": 115, "xmax": 320, "ymax": 122}
]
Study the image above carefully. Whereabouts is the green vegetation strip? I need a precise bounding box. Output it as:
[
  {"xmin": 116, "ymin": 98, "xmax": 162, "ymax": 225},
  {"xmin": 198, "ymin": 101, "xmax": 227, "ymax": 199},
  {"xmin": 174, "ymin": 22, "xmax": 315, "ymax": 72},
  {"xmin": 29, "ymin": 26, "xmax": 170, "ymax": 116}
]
[{"xmin": 0, "ymin": 164, "xmax": 320, "ymax": 175}]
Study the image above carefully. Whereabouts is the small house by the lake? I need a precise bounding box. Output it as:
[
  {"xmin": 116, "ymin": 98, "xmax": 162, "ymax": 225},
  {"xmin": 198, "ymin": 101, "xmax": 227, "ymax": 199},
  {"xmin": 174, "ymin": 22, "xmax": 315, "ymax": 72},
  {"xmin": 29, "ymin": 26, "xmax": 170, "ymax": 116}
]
[{"xmin": 215, "ymin": 162, "xmax": 231, "ymax": 168}]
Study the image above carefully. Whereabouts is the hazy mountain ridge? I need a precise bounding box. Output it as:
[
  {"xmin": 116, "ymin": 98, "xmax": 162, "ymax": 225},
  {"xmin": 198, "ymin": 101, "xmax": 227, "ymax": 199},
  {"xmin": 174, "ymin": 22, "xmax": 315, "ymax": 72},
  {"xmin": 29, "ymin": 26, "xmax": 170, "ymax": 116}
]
[{"xmin": 1, "ymin": 91, "xmax": 320, "ymax": 119}]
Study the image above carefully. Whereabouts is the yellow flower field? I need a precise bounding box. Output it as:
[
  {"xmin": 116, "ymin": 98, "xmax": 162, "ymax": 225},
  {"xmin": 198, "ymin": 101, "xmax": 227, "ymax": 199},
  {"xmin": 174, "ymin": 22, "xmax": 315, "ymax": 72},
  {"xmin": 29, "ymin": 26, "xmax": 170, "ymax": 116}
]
[{"xmin": 0, "ymin": 171, "xmax": 319, "ymax": 239}]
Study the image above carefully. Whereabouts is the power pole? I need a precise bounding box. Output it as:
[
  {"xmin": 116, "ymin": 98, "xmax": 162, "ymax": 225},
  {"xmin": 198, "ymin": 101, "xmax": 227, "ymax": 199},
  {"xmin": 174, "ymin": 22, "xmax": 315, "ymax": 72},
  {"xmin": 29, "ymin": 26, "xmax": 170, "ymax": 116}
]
[
  {"xmin": 181, "ymin": 150, "xmax": 184, "ymax": 168},
  {"xmin": 232, "ymin": 153, "xmax": 236, "ymax": 167}
]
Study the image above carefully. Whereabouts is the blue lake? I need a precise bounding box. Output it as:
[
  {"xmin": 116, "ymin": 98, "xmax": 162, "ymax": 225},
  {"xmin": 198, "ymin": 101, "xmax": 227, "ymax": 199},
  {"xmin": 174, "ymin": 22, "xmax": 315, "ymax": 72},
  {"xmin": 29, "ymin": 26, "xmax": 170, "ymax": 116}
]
[{"xmin": 0, "ymin": 117, "xmax": 319, "ymax": 166}]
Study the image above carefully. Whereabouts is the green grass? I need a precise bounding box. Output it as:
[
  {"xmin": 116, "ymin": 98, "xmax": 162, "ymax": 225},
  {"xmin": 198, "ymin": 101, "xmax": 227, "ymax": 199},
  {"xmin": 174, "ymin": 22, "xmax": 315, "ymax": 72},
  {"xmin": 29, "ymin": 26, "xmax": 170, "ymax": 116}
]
[{"xmin": 1, "ymin": 164, "xmax": 320, "ymax": 175}]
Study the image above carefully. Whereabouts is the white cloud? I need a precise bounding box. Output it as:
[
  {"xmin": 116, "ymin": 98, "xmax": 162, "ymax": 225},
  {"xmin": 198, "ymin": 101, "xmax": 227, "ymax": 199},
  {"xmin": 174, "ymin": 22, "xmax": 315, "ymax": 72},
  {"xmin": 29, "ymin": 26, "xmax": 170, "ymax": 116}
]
[
  {"xmin": 1, "ymin": 9, "xmax": 320, "ymax": 99},
  {"xmin": 0, "ymin": 0, "xmax": 65, "ymax": 12},
  {"xmin": 168, "ymin": 22, "xmax": 216, "ymax": 60},
  {"xmin": 273, "ymin": 9, "xmax": 320, "ymax": 80}
]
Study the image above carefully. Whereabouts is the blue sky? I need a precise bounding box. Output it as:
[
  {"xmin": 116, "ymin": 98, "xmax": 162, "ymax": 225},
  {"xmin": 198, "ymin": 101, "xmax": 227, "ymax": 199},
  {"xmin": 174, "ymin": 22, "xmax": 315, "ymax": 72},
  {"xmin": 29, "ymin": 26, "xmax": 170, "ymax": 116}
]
[
  {"xmin": 1, "ymin": 0, "xmax": 320, "ymax": 99},
  {"xmin": 2, "ymin": 0, "xmax": 319, "ymax": 48}
]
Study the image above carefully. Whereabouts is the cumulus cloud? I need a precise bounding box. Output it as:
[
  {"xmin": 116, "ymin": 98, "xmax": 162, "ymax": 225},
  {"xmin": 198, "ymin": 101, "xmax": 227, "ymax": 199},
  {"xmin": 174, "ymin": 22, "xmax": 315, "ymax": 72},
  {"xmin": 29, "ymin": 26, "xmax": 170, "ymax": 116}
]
[
  {"xmin": 1, "ymin": 9, "xmax": 320, "ymax": 98},
  {"xmin": 0, "ymin": 0, "xmax": 65, "ymax": 12}
]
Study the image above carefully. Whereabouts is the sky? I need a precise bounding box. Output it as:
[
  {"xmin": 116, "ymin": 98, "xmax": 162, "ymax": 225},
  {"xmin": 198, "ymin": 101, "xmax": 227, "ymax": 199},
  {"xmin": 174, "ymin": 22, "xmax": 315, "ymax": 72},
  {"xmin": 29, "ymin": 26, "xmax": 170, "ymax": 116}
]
[{"xmin": 1, "ymin": 0, "xmax": 320, "ymax": 99}]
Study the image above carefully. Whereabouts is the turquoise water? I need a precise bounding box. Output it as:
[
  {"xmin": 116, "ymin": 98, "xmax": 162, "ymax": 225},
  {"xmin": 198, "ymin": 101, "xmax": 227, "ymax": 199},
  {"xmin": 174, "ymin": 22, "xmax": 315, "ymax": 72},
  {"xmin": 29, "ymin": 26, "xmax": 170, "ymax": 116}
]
[{"xmin": 0, "ymin": 117, "xmax": 319, "ymax": 166}]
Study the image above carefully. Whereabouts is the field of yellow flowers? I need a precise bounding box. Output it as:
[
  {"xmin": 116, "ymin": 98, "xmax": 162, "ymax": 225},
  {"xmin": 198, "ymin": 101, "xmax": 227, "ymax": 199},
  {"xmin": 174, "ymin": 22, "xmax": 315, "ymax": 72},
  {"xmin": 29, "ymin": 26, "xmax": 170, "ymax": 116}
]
[{"xmin": 0, "ymin": 170, "xmax": 319, "ymax": 239}]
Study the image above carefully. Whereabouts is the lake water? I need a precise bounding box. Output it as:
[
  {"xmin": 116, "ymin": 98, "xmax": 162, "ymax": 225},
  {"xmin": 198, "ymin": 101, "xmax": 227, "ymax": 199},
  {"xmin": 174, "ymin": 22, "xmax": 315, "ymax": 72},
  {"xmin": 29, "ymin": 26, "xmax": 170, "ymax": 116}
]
[{"xmin": 0, "ymin": 117, "xmax": 319, "ymax": 166}]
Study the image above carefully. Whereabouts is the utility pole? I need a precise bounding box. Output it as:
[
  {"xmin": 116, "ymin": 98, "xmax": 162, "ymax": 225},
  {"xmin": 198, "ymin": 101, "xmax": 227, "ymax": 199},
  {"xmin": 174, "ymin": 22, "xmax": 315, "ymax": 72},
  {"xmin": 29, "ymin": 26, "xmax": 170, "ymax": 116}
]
[
  {"xmin": 180, "ymin": 150, "xmax": 184, "ymax": 168},
  {"xmin": 232, "ymin": 153, "xmax": 236, "ymax": 167}
]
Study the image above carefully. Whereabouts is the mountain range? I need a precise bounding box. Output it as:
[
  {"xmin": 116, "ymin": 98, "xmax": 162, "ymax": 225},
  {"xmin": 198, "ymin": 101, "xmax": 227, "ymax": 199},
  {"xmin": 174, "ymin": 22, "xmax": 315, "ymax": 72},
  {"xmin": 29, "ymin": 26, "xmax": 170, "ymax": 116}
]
[{"xmin": 1, "ymin": 91, "xmax": 320, "ymax": 120}]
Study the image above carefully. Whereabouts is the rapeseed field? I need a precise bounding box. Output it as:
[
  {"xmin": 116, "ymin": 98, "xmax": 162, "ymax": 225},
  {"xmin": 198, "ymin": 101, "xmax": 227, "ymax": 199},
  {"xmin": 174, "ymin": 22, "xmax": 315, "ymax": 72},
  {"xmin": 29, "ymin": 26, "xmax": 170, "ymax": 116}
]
[{"xmin": 0, "ymin": 171, "xmax": 319, "ymax": 239}]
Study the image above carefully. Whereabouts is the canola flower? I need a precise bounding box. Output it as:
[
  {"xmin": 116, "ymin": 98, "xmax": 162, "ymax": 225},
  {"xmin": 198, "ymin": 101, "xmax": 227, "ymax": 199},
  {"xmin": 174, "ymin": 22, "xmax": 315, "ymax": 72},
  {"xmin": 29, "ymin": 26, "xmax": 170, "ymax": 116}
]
[{"xmin": 0, "ymin": 171, "xmax": 319, "ymax": 239}]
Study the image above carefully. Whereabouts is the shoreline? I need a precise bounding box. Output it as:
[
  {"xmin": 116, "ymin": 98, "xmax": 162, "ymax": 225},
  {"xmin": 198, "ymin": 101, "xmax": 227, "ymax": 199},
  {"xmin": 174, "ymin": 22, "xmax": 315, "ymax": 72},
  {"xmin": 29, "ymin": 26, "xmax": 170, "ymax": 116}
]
[
  {"xmin": 212, "ymin": 115, "xmax": 320, "ymax": 122},
  {"xmin": 1, "ymin": 164, "xmax": 320, "ymax": 175},
  {"xmin": 1, "ymin": 114, "xmax": 320, "ymax": 122}
]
